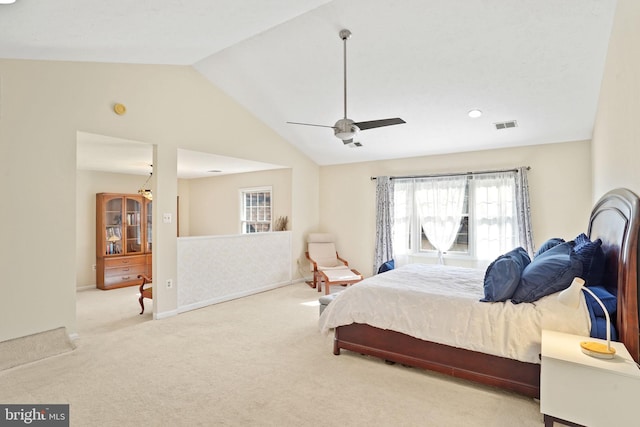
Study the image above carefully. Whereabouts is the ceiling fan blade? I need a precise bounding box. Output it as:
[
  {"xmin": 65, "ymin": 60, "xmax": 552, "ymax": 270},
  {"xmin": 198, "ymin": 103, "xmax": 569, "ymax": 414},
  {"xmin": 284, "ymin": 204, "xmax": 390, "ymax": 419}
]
[
  {"xmin": 286, "ymin": 121, "xmax": 335, "ymax": 129},
  {"xmin": 354, "ymin": 118, "xmax": 406, "ymax": 131}
]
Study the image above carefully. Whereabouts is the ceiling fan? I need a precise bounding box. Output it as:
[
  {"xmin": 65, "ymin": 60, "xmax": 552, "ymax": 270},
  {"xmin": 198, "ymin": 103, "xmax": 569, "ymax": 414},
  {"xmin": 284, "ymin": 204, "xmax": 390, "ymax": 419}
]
[{"xmin": 287, "ymin": 29, "xmax": 406, "ymax": 148}]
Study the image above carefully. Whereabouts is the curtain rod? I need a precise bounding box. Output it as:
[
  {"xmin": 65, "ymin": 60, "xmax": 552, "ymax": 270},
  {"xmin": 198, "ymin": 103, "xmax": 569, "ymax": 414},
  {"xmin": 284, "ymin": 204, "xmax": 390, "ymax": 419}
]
[{"xmin": 370, "ymin": 166, "xmax": 530, "ymax": 181}]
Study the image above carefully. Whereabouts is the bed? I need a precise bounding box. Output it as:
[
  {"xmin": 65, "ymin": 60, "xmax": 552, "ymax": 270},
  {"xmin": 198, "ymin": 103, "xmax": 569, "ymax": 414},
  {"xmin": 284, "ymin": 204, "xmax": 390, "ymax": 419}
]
[{"xmin": 319, "ymin": 188, "xmax": 640, "ymax": 398}]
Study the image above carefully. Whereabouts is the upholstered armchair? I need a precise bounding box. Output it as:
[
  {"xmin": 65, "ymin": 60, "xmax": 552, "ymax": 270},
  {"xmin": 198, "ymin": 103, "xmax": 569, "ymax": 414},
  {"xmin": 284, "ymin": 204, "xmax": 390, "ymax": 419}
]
[{"xmin": 305, "ymin": 233, "xmax": 349, "ymax": 292}]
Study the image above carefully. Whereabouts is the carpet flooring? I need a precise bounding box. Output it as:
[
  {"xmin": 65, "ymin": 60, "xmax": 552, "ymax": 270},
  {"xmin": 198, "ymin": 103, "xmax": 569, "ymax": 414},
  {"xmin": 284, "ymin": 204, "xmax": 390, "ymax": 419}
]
[{"xmin": 0, "ymin": 284, "xmax": 543, "ymax": 426}]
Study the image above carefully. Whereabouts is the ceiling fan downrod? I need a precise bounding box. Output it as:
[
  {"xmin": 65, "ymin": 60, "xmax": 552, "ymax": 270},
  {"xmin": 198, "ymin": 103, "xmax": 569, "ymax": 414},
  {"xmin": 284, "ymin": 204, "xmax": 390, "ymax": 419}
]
[{"xmin": 340, "ymin": 29, "xmax": 352, "ymax": 120}]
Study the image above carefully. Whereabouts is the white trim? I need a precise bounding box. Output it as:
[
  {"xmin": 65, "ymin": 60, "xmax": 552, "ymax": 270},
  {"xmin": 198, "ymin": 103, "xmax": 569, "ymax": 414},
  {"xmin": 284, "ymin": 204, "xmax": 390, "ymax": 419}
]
[{"xmin": 154, "ymin": 309, "xmax": 179, "ymax": 320}]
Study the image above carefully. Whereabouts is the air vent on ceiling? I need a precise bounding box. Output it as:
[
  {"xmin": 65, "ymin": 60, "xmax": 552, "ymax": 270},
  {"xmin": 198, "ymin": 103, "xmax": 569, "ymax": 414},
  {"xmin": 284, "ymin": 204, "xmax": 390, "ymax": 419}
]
[{"xmin": 494, "ymin": 120, "xmax": 518, "ymax": 130}]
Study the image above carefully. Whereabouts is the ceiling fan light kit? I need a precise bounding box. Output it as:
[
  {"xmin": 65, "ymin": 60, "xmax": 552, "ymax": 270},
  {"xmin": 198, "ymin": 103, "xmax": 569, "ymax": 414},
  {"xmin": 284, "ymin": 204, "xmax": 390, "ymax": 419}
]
[
  {"xmin": 287, "ymin": 29, "xmax": 405, "ymax": 147},
  {"xmin": 334, "ymin": 118, "xmax": 358, "ymax": 140}
]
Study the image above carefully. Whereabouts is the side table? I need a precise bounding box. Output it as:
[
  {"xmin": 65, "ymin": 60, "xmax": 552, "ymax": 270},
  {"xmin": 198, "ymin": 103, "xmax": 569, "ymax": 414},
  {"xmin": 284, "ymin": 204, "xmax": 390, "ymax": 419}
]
[{"xmin": 540, "ymin": 329, "xmax": 640, "ymax": 427}]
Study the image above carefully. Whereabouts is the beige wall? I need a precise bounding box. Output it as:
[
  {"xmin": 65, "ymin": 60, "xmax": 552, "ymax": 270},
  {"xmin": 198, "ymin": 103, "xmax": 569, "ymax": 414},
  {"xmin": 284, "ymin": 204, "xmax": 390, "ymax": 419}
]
[
  {"xmin": 3, "ymin": 0, "xmax": 636, "ymax": 344},
  {"xmin": 319, "ymin": 140, "xmax": 592, "ymax": 276},
  {"xmin": 592, "ymin": 0, "xmax": 640, "ymax": 199},
  {"xmin": 184, "ymin": 168, "xmax": 292, "ymax": 236},
  {"xmin": 0, "ymin": 59, "xmax": 319, "ymax": 342}
]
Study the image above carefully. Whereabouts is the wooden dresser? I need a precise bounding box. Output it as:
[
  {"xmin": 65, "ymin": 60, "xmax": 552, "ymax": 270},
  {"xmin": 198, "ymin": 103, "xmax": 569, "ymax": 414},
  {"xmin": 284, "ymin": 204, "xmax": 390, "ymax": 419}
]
[{"xmin": 96, "ymin": 193, "xmax": 152, "ymax": 290}]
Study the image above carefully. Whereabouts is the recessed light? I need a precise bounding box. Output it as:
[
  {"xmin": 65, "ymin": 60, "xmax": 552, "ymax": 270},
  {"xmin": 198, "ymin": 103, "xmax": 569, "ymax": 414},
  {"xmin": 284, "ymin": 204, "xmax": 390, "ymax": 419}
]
[
  {"xmin": 468, "ymin": 109, "xmax": 483, "ymax": 118},
  {"xmin": 0, "ymin": 0, "xmax": 17, "ymax": 4}
]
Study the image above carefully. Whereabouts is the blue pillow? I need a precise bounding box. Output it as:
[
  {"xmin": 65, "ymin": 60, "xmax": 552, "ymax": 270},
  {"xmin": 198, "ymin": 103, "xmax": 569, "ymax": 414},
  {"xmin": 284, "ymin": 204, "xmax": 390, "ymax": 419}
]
[
  {"xmin": 574, "ymin": 233, "xmax": 590, "ymax": 246},
  {"xmin": 572, "ymin": 234, "xmax": 605, "ymax": 287},
  {"xmin": 481, "ymin": 247, "xmax": 531, "ymax": 302},
  {"xmin": 583, "ymin": 285, "xmax": 617, "ymax": 318},
  {"xmin": 511, "ymin": 242, "xmax": 582, "ymax": 304},
  {"xmin": 377, "ymin": 259, "xmax": 395, "ymax": 274},
  {"xmin": 590, "ymin": 317, "xmax": 618, "ymax": 341},
  {"xmin": 534, "ymin": 237, "xmax": 565, "ymax": 258}
]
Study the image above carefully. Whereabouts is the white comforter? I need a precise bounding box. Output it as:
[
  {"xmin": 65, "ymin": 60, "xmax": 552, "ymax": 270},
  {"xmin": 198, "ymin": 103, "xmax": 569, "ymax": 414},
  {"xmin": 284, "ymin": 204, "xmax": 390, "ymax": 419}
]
[{"xmin": 319, "ymin": 263, "xmax": 591, "ymax": 364}]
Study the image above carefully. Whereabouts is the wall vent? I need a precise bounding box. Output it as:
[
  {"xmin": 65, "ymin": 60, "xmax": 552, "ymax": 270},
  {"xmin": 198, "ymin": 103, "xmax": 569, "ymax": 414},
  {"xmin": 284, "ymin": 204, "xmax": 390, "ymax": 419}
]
[{"xmin": 494, "ymin": 120, "xmax": 518, "ymax": 130}]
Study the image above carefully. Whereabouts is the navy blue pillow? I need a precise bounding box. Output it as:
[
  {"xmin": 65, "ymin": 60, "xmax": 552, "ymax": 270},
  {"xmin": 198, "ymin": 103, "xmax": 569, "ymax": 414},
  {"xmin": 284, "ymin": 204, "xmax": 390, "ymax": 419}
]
[
  {"xmin": 574, "ymin": 233, "xmax": 589, "ymax": 246},
  {"xmin": 590, "ymin": 317, "xmax": 618, "ymax": 341},
  {"xmin": 481, "ymin": 247, "xmax": 531, "ymax": 302},
  {"xmin": 511, "ymin": 242, "xmax": 582, "ymax": 304},
  {"xmin": 572, "ymin": 234, "xmax": 605, "ymax": 287},
  {"xmin": 584, "ymin": 285, "xmax": 617, "ymax": 317},
  {"xmin": 377, "ymin": 260, "xmax": 395, "ymax": 274},
  {"xmin": 534, "ymin": 237, "xmax": 565, "ymax": 258}
]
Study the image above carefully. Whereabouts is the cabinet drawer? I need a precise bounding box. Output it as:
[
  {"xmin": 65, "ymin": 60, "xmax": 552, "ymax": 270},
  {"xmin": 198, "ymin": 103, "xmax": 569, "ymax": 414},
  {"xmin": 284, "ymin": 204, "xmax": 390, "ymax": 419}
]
[
  {"xmin": 103, "ymin": 266, "xmax": 146, "ymax": 286},
  {"xmin": 105, "ymin": 264, "xmax": 146, "ymax": 278},
  {"xmin": 104, "ymin": 255, "xmax": 146, "ymax": 268}
]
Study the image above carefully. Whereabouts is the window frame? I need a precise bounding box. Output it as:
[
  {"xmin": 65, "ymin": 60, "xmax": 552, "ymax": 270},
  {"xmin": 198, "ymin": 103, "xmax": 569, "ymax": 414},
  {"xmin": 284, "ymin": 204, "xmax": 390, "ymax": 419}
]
[
  {"xmin": 414, "ymin": 177, "xmax": 473, "ymax": 258},
  {"xmin": 397, "ymin": 172, "xmax": 518, "ymax": 262},
  {"xmin": 239, "ymin": 186, "xmax": 273, "ymax": 234}
]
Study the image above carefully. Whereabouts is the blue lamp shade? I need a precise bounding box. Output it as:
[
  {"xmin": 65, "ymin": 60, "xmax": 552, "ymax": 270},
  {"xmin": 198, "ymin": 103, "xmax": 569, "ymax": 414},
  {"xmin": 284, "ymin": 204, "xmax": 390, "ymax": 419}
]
[{"xmin": 558, "ymin": 277, "xmax": 616, "ymax": 359}]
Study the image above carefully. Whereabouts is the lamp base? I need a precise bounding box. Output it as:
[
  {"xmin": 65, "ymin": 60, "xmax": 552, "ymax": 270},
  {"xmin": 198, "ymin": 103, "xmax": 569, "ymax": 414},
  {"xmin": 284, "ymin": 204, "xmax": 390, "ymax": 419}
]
[{"xmin": 580, "ymin": 341, "xmax": 616, "ymax": 359}]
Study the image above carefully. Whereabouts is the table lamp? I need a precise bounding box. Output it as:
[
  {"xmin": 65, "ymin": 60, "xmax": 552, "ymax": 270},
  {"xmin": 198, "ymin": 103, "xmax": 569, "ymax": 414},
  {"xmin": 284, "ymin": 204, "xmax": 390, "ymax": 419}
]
[{"xmin": 558, "ymin": 277, "xmax": 615, "ymax": 359}]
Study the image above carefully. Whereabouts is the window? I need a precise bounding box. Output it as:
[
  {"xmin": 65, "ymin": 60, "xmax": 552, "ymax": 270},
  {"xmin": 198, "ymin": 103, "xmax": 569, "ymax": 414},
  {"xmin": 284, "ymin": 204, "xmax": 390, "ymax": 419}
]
[
  {"xmin": 393, "ymin": 171, "xmax": 519, "ymax": 261},
  {"xmin": 240, "ymin": 187, "xmax": 272, "ymax": 233}
]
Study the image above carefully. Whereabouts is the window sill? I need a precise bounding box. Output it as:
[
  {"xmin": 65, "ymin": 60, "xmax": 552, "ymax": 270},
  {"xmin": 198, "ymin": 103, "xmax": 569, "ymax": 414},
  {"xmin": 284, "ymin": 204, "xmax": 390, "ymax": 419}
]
[{"xmin": 408, "ymin": 253, "xmax": 490, "ymax": 269}]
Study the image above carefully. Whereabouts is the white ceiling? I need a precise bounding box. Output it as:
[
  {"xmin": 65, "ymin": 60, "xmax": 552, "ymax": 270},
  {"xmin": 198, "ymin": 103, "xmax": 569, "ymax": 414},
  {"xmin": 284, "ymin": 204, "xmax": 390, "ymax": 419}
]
[
  {"xmin": 1, "ymin": 0, "xmax": 618, "ymax": 168},
  {"xmin": 76, "ymin": 132, "xmax": 285, "ymax": 179}
]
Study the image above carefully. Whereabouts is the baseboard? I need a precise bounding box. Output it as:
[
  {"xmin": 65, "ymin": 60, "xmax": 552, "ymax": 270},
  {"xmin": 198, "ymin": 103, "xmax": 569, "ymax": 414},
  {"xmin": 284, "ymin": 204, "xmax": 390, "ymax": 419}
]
[
  {"xmin": 0, "ymin": 327, "xmax": 75, "ymax": 371},
  {"xmin": 154, "ymin": 309, "xmax": 179, "ymax": 320}
]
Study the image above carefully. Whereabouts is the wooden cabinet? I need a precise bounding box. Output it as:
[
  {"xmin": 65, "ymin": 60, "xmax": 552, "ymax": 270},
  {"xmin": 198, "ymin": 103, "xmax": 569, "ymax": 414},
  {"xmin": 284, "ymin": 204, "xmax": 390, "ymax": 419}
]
[{"xmin": 96, "ymin": 193, "xmax": 152, "ymax": 289}]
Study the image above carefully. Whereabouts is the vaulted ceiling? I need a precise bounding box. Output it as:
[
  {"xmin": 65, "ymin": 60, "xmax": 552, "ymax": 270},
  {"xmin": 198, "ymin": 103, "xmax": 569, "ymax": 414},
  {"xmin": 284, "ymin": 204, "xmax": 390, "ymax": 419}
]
[{"xmin": 1, "ymin": 0, "xmax": 617, "ymax": 168}]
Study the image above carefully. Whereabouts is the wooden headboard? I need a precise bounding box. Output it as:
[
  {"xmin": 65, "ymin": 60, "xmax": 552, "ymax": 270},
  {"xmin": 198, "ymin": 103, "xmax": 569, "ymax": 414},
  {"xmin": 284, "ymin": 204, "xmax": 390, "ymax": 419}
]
[{"xmin": 587, "ymin": 188, "xmax": 640, "ymax": 362}]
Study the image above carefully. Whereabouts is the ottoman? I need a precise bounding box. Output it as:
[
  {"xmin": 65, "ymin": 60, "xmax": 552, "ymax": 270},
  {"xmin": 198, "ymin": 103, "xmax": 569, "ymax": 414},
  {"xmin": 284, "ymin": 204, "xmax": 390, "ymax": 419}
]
[{"xmin": 319, "ymin": 293, "xmax": 338, "ymax": 316}]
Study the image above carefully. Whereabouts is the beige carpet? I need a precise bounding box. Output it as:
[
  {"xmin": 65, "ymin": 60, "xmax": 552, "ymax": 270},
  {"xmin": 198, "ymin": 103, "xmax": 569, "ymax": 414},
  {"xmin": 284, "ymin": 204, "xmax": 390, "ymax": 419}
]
[
  {"xmin": 0, "ymin": 326, "xmax": 75, "ymax": 371},
  {"xmin": 0, "ymin": 284, "xmax": 544, "ymax": 426}
]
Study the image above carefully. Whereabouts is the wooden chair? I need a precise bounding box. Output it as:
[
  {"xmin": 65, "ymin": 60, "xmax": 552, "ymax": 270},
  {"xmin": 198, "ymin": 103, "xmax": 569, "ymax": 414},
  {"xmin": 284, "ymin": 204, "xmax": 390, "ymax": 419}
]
[
  {"xmin": 305, "ymin": 233, "xmax": 349, "ymax": 292},
  {"xmin": 137, "ymin": 274, "xmax": 152, "ymax": 314}
]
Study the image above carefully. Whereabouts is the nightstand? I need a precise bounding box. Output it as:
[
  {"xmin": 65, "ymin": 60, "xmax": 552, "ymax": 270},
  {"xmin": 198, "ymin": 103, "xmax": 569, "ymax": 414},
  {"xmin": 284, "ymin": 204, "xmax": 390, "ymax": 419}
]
[{"xmin": 540, "ymin": 330, "xmax": 640, "ymax": 427}]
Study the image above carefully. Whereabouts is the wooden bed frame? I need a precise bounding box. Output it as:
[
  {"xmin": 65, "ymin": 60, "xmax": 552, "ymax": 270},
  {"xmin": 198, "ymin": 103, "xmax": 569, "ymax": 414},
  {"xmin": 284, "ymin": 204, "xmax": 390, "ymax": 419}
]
[{"xmin": 333, "ymin": 188, "xmax": 640, "ymax": 398}]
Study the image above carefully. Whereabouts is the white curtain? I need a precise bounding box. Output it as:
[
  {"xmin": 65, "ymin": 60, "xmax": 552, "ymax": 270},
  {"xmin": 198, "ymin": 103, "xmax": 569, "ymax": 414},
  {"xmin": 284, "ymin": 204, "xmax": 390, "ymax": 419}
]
[
  {"xmin": 472, "ymin": 172, "xmax": 518, "ymax": 260},
  {"xmin": 392, "ymin": 180, "xmax": 414, "ymax": 267},
  {"xmin": 414, "ymin": 176, "xmax": 467, "ymax": 263},
  {"xmin": 373, "ymin": 176, "xmax": 394, "ymax": 274}
]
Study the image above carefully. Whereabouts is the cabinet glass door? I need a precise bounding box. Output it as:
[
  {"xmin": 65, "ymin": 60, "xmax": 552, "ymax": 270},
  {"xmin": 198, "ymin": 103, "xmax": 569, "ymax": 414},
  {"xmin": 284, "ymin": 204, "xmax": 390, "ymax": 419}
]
[
  {"xmin": 104, "ymin": 197, "xmax": 123, "ymax": 255},
  {"xmin": 146, "ymin": 200, "xmax": 152, "ymax": 252},
  {"xmin": 125, "ymin": 197, "xmax": 143, "ymax": 254}
]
